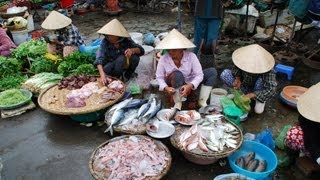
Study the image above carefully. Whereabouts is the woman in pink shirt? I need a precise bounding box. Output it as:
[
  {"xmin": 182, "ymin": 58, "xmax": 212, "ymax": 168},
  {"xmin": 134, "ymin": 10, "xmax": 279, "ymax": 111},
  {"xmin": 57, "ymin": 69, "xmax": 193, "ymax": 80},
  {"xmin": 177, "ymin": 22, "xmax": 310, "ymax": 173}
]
[
  {"xmin": 0, "ymin": 27, "xmax": 16, "ymax": 57},
  {"xmin": 155, "ymin": 29, "xmax": 217, "ymax": 110}
]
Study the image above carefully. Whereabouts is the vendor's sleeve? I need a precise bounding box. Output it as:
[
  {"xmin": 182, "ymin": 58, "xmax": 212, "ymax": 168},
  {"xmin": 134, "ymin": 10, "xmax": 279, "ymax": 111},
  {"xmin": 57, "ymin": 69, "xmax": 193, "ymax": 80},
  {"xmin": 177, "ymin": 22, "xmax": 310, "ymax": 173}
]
[
  {"xmin": 156, "ymin": 57, "xmax": 168, "ymax": 91},
  {"xmin": 94, "ymin": 41, "xmax": 106, "ymax": 65},
  {"xmin": 254, "ymin": 70, "xmax": 277, "ymax": 102},
  {"xmin": 128, "ymin": 39, "xmax": 144, "ymax": 56},
  {"xmin": 189, "ymin": 53, "xmax": 204, "ymax": 89}
]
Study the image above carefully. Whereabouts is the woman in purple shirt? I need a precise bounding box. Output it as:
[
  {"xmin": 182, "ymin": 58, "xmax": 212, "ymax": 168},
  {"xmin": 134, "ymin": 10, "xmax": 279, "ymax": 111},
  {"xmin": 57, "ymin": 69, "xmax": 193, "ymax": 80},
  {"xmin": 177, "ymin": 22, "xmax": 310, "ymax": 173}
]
[{"xmin": 155, "ymin": 29, "xmax": 217, "ymax": 110}]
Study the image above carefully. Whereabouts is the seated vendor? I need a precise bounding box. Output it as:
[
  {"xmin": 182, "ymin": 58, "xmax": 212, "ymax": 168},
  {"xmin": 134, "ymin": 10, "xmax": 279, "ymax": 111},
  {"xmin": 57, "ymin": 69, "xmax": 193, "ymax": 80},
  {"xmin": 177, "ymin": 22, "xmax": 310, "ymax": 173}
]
[
  {"xmin": 220, "ymin": 44, "xmax": 277, "ymax": 114},
  {"xmin": 155, "ymin": 29, "xmax": 217, "ymax": 110},
  {"xmin": 41, "ymin": 10, "xmax": 84, "ymax": 57},
  {"xmin": 0, "ymin": 25, "xmax": 16, "ymax": 57},
  {"xmin": 285, "ymin": 82, "xmax": 320, "ymax": 166},
  {"xmin": 94, "ymin": 19, "xmax": 144, "ymax": 84}
]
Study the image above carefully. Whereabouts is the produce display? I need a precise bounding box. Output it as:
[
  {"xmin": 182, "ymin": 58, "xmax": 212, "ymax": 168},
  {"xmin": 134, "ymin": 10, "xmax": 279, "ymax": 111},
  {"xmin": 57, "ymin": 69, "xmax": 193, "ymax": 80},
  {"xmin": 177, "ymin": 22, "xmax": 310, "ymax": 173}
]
[
  {"xmin": 90, "ymin": 135, "xmax": 171, "ymax": 180},
  {"xmin": 0, "ymin": 89, "xmax": 29, "ymax": 106},
  {"xmin": 22, "ymin": 73, "xmax": 63, "ymax": 94},
  {"xmin": 235, "ymin": 152, "xmax": 267, "ymax": 172},
  {"xmin": 0, "ymin": 74, "xmax": 27, "ymax": 91}
]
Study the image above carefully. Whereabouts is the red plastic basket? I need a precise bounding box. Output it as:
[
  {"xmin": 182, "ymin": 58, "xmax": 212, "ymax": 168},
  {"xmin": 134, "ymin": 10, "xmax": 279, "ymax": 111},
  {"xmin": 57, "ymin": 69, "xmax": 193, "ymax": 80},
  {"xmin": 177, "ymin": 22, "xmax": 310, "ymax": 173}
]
[{"xmin": 60, "ymin": 0, "xmax": 74, "ymax": 8}]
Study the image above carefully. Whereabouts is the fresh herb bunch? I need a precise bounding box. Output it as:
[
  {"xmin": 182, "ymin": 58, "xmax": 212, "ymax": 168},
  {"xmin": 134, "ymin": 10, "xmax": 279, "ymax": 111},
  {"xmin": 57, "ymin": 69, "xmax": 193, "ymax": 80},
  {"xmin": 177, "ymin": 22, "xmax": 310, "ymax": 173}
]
[
  {"xmin": 0, "ymin": 57, "xmax": 23, "ymax": 78},
  {"xmin": 12, "ymin": 40, "xmax": 47, "ymax": 60},
  {"xmin": 30, "ymin": 56, "xmax": 58, "ymax": 74},
  {"xmin": 57, "ymin": 51, "xmax": 95, "ymax": 77},
  {"xmin": 0, "ymin": 74, "xmax": 27, "ymax": 91},
  {"xmin": 0, "ymin": 89, "xmax": 29, "ymax": 106},
  {"xmin": 72, "ymin": 64, "xmax": 98, "ymax": 76}
]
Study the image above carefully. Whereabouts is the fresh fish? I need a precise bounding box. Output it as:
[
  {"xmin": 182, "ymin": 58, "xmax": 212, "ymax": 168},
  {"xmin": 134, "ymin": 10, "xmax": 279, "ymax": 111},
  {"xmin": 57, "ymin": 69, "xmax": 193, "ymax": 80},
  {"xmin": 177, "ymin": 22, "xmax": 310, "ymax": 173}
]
[
  {"xmin": 225, "ymin": 138, "xmax": 237, "ymax": 148},
  {"xmin": 199, "ymin": 105, "xmax": 222, "ymax": 114},
  {"xmin": 137, "ymin": 102, "xmax": 151, "ymax": 118},
  {"xmin": 255, "ymin": 160, "xmax": 267, "ymax": 172},
  {"xmin": 206, "ymin": 141, "xmax": 219, "ymax": 152},
  {"xmin": 104, "ymin": 109, "xmax": 125, "ymax": 136},
  {"xmin": 244, "ymin": 152, "xmax": 255, "ymax": 166},
  {"xmin": 246, "ymin": 159, "xmax": 259, "ymax": 171},
  {"xmin": 142, "ymin": 98, "xmax": 157, "ymax": 118},
  {"xmin": 157, "ymin": 108, "xmax": 177, "ymax": 121},
  {"xmin": 198, "ymin": 136, "xmax": 209, "ymax": 152},
  {"xmin": 121, "ymin": 99, "xmax": 148, "ymax": 110},
  {"xmin": 235, "ymin": 156, "xmax": 245, "ymax": 168},
  {"xmin": 147, "ymin": 100, "xmax": 162, "ymax": 119},
  {"xmin": 146, "ymin": 121, "xmax": 159, "ymax": 133},
  {"xmin": 118, "ymin": 111, "xmax": 138, "ymax": 126},
  {"xmin": 108, "ymin": 97, "xmax": 133, "ymax": 113},
  {"xmin": 187, "ymin": 141, "xmax": 198, "ymax": 151}
]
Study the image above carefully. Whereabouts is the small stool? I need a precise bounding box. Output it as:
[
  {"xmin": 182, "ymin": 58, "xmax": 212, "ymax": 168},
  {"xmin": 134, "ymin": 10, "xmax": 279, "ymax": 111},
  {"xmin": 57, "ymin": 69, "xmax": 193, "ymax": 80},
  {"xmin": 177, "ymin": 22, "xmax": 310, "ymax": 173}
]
[{"xmin": 275, "ymin": 64, "xmax": 295, "ymax": 80}]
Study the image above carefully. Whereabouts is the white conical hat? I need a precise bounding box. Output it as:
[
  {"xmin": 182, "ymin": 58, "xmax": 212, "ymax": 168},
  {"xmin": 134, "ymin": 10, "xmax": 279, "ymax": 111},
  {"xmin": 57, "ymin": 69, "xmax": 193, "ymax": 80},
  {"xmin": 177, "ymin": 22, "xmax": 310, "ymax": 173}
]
[
  {"xmin": 41, "ymin": 10, "xmax": 72, "ymax": 30},
  {"xmin": 155, "ymin": 29, "xmax": 195, "ymax": 50},
  {"xmin": 97, "ymin": 19, "xmax": 130, "ymax": 37},
  {"xmin": 232, "ymin": 44, "xmax": 275, "ymax": 74},
  {"xmin": 297, "ymin": 83, "xmax": 320, "ymax": 123}
]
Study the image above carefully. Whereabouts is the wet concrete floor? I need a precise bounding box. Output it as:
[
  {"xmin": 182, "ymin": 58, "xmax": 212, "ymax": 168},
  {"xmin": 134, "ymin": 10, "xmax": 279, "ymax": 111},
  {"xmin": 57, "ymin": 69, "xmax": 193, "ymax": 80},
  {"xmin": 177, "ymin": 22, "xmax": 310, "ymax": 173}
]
[{"xmin": 1, "ymin": 7, "xmax": 320, "ymax": 180}]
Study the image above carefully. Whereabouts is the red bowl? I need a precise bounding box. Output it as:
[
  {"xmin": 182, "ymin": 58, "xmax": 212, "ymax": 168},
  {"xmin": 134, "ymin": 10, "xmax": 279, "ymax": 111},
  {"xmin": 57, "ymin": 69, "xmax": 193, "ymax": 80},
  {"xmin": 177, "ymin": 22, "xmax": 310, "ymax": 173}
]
[{"xmin": 282, "ymin": 85, "xmax": 308, "ymax": 103}]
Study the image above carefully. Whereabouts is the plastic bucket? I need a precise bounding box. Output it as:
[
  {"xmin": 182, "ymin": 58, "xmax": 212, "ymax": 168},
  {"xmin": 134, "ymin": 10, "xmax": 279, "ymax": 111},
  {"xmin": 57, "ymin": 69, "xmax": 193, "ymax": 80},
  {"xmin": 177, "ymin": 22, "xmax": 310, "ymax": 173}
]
[
  {"xmin": 129, "ymin": 32, "xmax": 143, "ymax": 45},
  {"xmin": 11, "ymin": 29, "xmax": 28, "ymax": 45},
  {"xmin": 210, "ymin": 88, "xmax": 228, "ymax": 107}
]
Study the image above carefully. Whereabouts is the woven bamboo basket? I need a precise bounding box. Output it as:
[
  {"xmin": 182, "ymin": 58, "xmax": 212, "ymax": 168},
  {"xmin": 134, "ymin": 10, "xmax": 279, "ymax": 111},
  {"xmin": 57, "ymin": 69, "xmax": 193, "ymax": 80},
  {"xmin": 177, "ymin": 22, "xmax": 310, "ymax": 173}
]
[
  {"xmin": 89, "ymin": 135, "xmax": 172, "ymax": 180},
  {"xmin": 170, "ymin": 120, "xmax": 243, "ymax": 165},
  {"xmin": 38, "ymin": 77, "xmax": 125, "ymax": 115}
]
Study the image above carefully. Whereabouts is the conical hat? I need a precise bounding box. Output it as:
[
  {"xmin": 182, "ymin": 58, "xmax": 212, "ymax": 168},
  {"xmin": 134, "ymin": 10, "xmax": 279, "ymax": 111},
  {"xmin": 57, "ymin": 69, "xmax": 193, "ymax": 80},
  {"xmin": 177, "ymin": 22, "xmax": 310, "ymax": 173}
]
[
  {"xmin": 41, "ymin": 10, "xmax": 72, "ymax": 30},
  {"xmin": 155, "ymin": 29, "xmax": 195, "ymax": 49},
  {"xmin": 232, "ymin": 44, "xmax": 275, "ymax": 74},
  {"xmin": 297, "ymin": 83, "xmax": 320, "ymax": 123},
  {"xmin": 97, "ymin": 19, "xmax": 130, "ymax": 37}
]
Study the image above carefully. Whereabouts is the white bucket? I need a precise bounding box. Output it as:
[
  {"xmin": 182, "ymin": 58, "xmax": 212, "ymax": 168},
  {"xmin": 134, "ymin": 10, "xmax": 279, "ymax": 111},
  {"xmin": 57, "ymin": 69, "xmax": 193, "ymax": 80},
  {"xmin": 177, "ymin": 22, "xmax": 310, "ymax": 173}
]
[
  {"xmin": 129, "ymin": 32, "xmax": 143, "ymax": 45},
  {"xmin": 11, "ymin": 29, "xmax": 28, "ymax": 45},
  {"xmin": 210, "ymin": 88, "xmax": 228, "ymax": 107}
]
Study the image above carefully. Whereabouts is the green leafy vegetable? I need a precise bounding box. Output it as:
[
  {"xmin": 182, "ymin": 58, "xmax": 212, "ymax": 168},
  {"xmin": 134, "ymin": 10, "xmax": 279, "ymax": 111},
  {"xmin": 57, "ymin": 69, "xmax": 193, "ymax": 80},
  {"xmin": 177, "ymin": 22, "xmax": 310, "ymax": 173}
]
[
  {"xmin": 72, "ymin": 64, "xmax": 98, "ymax": 75},
  {"xmin": 0, "ymin": 74, "xmax": 27, "ymax": 91},
  {"xmin": 0, "ymin": 57, "xmax": 23, "ymax": 78},
  {"xmin": 30, "ymin": 57, "xmax": 58, "ymax": 74},
  {"xmin": 0, "ymin": 89, "xmax": 29, "ymax": 106}
]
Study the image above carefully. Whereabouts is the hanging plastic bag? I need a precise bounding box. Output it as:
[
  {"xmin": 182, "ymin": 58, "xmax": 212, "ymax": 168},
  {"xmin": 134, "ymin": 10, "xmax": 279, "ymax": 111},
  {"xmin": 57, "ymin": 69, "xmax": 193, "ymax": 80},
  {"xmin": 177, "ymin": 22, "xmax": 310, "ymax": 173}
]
[
  {"xmin": 233, "ymin": 89, "xmax": 251, "ymax": 113},
  {"xmin": 255, "ymin": 128, "xmax": 275, "ymax": 151},
  {"xmin": 126, "ymin": 77, "xmax": 142, "ymax": 95}
]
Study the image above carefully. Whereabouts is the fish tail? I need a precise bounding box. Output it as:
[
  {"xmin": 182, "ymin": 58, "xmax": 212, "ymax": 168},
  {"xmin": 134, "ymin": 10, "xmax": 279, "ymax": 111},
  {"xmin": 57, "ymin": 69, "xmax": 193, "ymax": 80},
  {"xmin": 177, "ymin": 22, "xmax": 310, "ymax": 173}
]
[
  {"xmin": 110, "ymin": 126, "xmax": 114, "ymax": 136},
  {"xmin": 104, "ymin": 125, "xmax": 112, "ymax": 133}
]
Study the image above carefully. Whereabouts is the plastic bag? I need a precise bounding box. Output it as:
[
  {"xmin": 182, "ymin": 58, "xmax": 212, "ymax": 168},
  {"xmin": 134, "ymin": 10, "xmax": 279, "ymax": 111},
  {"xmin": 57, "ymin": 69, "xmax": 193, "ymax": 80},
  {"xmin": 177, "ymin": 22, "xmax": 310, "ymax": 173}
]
[
  {"xmin": 233, "ymin": 90, "xmax": 251, "ymax": 113},
  {"xmin": 220, "ymin": 96, "xmax": 236, "ymax": 108},
  {"xmin": 255, "ymin": 128, "xmax": 275, "ymax": 151},
  {"xmin": 126, "ymin": 77, "xmax": 142, "ymax": 95}
]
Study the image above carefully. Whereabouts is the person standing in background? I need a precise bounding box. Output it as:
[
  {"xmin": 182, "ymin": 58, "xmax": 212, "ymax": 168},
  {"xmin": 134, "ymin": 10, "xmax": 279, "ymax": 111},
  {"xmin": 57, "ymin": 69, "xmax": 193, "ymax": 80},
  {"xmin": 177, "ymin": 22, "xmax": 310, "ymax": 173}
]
[{"xmin": 193, "ymin": 0, "xmax": 224, "ymax": 55}]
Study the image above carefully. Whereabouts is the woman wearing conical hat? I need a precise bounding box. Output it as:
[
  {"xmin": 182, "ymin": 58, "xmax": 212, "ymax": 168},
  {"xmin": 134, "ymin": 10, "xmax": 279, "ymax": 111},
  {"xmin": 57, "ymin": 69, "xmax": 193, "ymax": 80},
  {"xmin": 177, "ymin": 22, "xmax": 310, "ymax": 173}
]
[
  {"xmin": 220, "ymin": 44, "xmax": 277, "ymax": 114},
  {"xmin": 155, "ymin": 29, "xmax": 218, "ymax": 110},
  {"xmin": 94, "ymin": 19, "xmax": 145, "ymax": 84},
  {"xmin": 284, "ymin": 83, "xmax": 320, "ymax": 165},
  {"xmin": 41, "ymin": 11, "xmax": 84, "ymax": 57}
]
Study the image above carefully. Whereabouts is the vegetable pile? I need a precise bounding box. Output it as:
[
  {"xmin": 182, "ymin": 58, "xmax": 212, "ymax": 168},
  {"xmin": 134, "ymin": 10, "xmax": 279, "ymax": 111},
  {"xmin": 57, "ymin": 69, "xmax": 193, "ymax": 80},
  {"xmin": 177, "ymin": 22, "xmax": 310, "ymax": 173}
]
[
  {"xmin": 0, "ymin": 89, "xmax": 29, "ymax": 106},
  {"xmin": 22, "ymin": 73, "xmax": 63, "ymax": 94}
]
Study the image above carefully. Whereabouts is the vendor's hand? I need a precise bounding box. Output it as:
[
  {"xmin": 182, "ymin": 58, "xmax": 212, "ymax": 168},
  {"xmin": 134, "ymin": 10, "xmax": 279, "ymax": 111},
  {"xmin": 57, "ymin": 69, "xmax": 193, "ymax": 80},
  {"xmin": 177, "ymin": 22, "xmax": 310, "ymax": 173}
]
[
  {"xmin": 100, "ymin": 73, "xmax": 107, "ymax": 86},
  {"xmin": 243, "ymin": 93, "xmax": 256, "ymax": 99},
  {"xmin": 233, "ymin": 77, "xmax": 241, "ymax": 89},
  {"xmin": 125, "ymin": 48, "xmax": 134, "ymax": 58},
  {"xmin": 164, "ymin": 86, "xmax": 175, "ymax": 96},
  {"xmin": 180, "ymin": 84, "xmax": 193, "ymax": 97}
]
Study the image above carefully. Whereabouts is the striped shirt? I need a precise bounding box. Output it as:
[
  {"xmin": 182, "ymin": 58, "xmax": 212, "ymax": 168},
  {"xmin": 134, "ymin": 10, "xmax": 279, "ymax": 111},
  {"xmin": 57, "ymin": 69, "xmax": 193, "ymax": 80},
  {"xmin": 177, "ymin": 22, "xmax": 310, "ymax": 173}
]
[
  {"xmin": 232, "ymin": 66, "xmax": 277, "ymax": 102},
  {"xmin": 57, "ymin": 24, "xmax": 84, "ymax": 46}
]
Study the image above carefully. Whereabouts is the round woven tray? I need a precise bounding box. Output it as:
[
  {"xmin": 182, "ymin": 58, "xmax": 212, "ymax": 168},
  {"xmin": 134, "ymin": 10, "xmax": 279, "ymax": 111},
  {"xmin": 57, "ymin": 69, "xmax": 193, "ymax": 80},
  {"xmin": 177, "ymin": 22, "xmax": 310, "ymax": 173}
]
[
  {"xmin": 38, "ymin": 77, "xmax": 125, "ymax": 115},
  {"xmin": 89, "ymin": 135, "xmax": 172, "ymax": 180},
  {"xmin": 170, "ymin": 119, "xmax": 243, "ymax": 161},
  {"xmin": 105, "ymin": 110, "xmax": 149, "ymax": 135}
]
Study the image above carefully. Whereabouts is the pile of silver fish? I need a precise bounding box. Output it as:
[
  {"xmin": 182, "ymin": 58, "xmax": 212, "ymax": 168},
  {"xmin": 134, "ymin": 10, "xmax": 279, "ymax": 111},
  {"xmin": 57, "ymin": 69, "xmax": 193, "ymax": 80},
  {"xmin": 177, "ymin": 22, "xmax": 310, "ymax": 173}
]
[
  {"xmin": 104, "ymin": 95, "xmax": 162, "ymax": 136},
  {"xmin": 179, "ymin": 115, "xmax": 240, "ymax": 153},
  {"xmin": 235, "ymin": 152, "xmax": 267, "ymax": 172}
]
